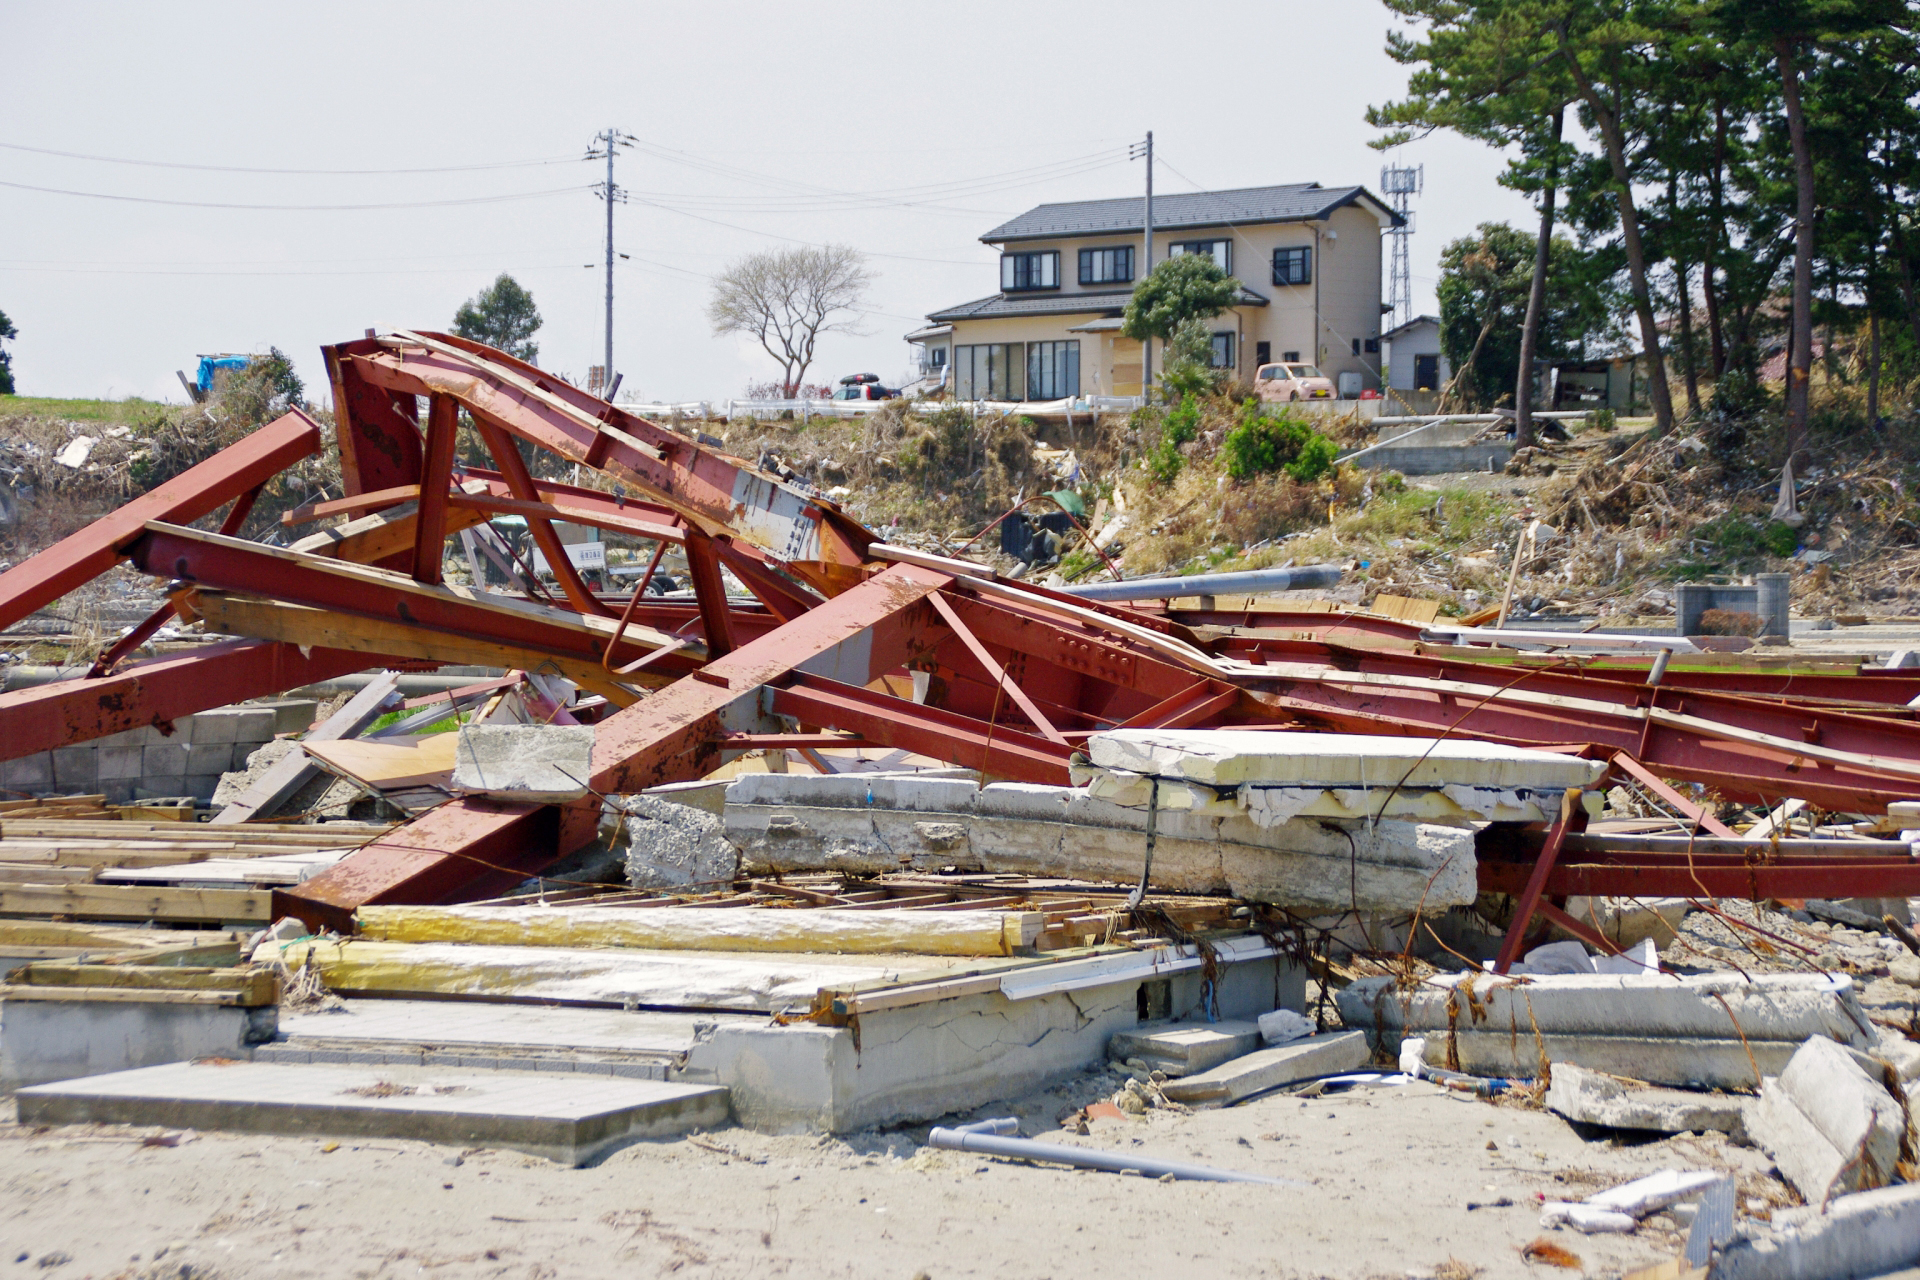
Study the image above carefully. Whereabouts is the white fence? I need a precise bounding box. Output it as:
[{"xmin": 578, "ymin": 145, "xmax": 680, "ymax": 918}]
[{"xmin": 712, "ymin": 395, "xmax": 1146, "ymax": 423}]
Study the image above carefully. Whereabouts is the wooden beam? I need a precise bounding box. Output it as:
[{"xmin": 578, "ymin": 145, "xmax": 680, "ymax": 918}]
[
  {"xmin": 186, "ymin": 592, "xmax": 648, "ymax": 707},
  {"xmin": 0, "ymin": 883, "xmax": 272, "ymax": 923},
  {"xmin": 282, "ymin": 484, "xmax": 421, "ymax": 528},
  {"xmin": 290, "ymin": 499, "xmax": 489, "ymax": 566}
]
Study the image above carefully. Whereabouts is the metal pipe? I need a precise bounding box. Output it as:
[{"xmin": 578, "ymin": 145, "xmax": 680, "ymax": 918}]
[
  {"xmin": 926, "ymin": 1125, "xmax": 1297, "ymax": 1184},
  {"xmin": 1061, "ymin": 565, "xmax": 1341, "ymax": 603}
]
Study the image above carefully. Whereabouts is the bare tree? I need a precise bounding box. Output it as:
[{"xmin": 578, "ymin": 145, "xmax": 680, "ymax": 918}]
[{"xmin": 708, "ymin": 245, "xmax": 872, "ymax": 396}]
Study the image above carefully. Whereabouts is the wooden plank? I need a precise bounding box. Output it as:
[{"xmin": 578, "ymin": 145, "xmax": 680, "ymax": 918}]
[
  {"xmin": 282, "ymin": 484, "xmax": 420, "ymax": 527},
  {"xmin": 0, "ymin": 865, "xmax": 94, "ymax": 884},
  {"xmin": 0, "ymin": 821, "xmax": 388, "ymax": 843},
  {"xmin": 10, "ymin": 963, "xmax": 276, "ymax": 1002},
  {"xmin": 289, "ymin": 498, "xmax": 490, "ymax": 565},
  {"xmin": 0, "ymin": 984, "xmax": 264, "ymax": 1007},
  {"xmin": 187, "ymin": 592, "xmax": 648, "ymax": 707},
  {"xmin": 303, "ymin": 733, "xmax": 461, "ymax": 792},
  {"xmin": 210, "ymin": 672, "xmax": 401, "ymax": 826},
  {"xmin": 0, "ymin": 883, "xmax": 272, "ymax": 922}
]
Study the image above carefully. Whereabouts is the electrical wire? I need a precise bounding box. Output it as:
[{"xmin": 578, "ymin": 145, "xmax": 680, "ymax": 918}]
[
  {"xmin": 0, "ymin": 178, "xmax": 597, "ymax": 211},
  {"xmin": 0, "ymin": 140, "xmax": 582, "ymax": 175}
]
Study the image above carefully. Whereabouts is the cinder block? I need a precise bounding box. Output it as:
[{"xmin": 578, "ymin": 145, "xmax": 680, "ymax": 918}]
[
  {"xmin": 51, "ymin": 747, "xmax": 98, "ymax": 789},
  {"xmin": 143, "ymin": 743, "xmax": 190, "ymax": 776},
  {"xmin": 135, "ymin": 781, "xmax": 188, "ymax": 802},
  {"xmin": 185, "ymin": 743, "xmax": 231, "ymax": 775},
  {"xmin": 97, "ymin": 745, "xmax": 146, "ymax": 782},
  {"xmin": 93, "ymin": 729, "xmax": 144, "ymax": 748},
  {"xmin": 183, "ymin": 774, "xmax": 223, "ymax": 803},
  {"xmin": 101, "ymin": 782, "xmax": 137, "ymax": 805},
  {"xmin": 231, "ymin": 744, "xmax": 258, "ymax": 771},
  {"xmin": 251, "ymin": 699, "xmax": 320, "ymax": 735},
  {"xmin": 1, "ymin": 753, "xmax": 53, "ymax": 791}
]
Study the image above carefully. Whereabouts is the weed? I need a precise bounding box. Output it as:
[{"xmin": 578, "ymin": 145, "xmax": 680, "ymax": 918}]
[{"xmin": 1222, "ymin": 401, "xmax": 1338, "ymax": 483}]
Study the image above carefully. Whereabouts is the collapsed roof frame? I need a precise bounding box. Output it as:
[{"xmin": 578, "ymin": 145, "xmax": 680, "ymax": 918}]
[{"xmin": 1, "ymin": 332, "xmax": 1918, "ymax": 939}]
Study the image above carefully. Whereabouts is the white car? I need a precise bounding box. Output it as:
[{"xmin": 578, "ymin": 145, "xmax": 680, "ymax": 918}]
[{"xmin": 1255, "ymin": 362, "xmax": 1336, "ymax": 402}]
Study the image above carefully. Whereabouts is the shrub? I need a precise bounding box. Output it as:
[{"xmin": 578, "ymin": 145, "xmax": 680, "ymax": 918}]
[
  {"xmin": 1222, "ymin": 402, "xmax": 1338, "ymax": 484},
  {"xmin": 1145, "ymin": 394, "xmax": 1202, "ymax": 486}
]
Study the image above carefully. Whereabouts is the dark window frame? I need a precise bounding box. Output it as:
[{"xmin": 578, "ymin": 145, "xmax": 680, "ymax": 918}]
[
  {"xmin": 1272, "ymin": 246, "xmax": 1312, "ymax": 286},
  {"xmin": 1001, "ymin": 250, "xmax": 1060, "ymax": 292},
  {"xmin": 1077, "ymin": 245, "xmax": 1134, "ymax": 286},
  {"xmin": 1026, "ymin": 340, "xmax": 1081, "ymax": 400},
  {"xmin": 1210, "ymin": 331, "xmax": 1235, "ymax": 370},
  {"xmin": 1170, "ymin": 239, "xmax": 1231, "ymax": 273}
]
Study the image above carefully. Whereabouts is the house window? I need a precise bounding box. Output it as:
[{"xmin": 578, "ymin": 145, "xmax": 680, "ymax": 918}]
[
  {"xmin": 1255, "ymin": 340, "xmax": 1271, "ymax": 368},
  {"xmin": 1352, "ymin": 338, "xmax": 1360, "ymax": 356},
  {"xmin": 1272, "ymin": 246, "xmax": 1312, "ymax": 286},
  {"xmin": 1027, "ymin": 341, "xmax": 1080, "ymax": 400},
  {"xmin": 954, "ymin": 343, "xmax": 1026, "ymax": 401},
  {"xmin": 1000, "ymin": 251, "xmax": 1059, "ymax": 292},
  {"xmin": 1414, "ymin": 353, "xmax": 1440, "ymax": 391},
  {"xmin": 1078, "ymin": 246, "xmax": 1133, "ymax": 286},
  {"xmin": 1282, "ymin": 350, "xmax": 1300, "ymax": 363},
  {"xmin": 1210, "ymin": 332, "xmax": 1235, "ymax": 370},
  {"xmin": 1364, "ymin": 337, "xmax": 1379, "ymax": 353},
  {"xmin": 1170, "ymin": 239, "xmax": 1231, "ymax": 273}
]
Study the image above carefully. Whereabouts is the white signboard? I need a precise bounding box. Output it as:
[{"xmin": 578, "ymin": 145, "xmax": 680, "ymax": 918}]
[{"xmin": 530, "ymin": 540, "xmax": 607, "ymax": 575}]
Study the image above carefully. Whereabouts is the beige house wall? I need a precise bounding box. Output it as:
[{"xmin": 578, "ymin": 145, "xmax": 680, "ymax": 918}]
[{"xmin": 929, "ymin": 196, "xmax": 1390, "ymax": 399}]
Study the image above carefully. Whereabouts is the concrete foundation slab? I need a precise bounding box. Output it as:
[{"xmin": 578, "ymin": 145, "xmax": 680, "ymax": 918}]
[
  {"xmin": 1, "ymin": 998, "xmax": 277, "ymax": 1090},
  {"xmin": 15, "ymin": 1060, "xmax": 728, "ymax": 1165},
  {"xmin": 1159, "ymin": 1030, "xmax": 1371, "ymax": 1104}
]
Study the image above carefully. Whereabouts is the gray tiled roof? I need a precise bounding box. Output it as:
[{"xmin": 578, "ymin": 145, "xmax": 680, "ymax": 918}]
[
  {"xmin": 927, "ymin": 286, "xmax": 1268, "ymax": 324},
  {"xmin": 981, "ymin": 183, "xmax": 1400, "ymax": 243}
]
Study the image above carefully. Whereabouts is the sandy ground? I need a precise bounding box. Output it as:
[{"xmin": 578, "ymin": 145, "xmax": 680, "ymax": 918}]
[{"xmin": 0, "ymin": 1065, "xmax": 1782, "ymax": 1280}]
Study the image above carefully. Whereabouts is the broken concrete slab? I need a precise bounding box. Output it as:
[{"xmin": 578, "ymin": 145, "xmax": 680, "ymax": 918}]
[
  {"xmin": 726, "ymin": 775, "xmax": 1477, "ymax": 913},
  {"xmin": 452, "ymin": 724, "xmax": 594, "ymax": 804},
  {"xmin": 0, "ymin": 996, "xmax": 277, "ymax": 1090},
  {"xmin": 1107, "ymin": 1020, "xmax": 1262, "ymax": 1077},
  {"xmin": 1339, "ymin": 971, "xmax": 1875, "ymax": 1090},
  {"xmin": 623, "ymin": 792, "xmax": 739, "ymax": 890},
  {"xmin": 1158, "ymin": 1030, "xmax": 1370, "ymax": 1104},
  {"xmin": 1545, "ymin": 1062, "xmax": 1754, "ymax": 1139},
  {"xmin": 1715, "ymin": 1183, "xmax": 1920, "ymax": 1280},
  {"xmin": 14, "ymin": 1060, "xmax": 728, "ymax": 1165},
  {"xmin": 1075, "ymin": 728, "xmax": 1605, "ymax": 825},
  {"xmin": 1751, "ymin": 1035, "xmax": 1904, "ymax": 1203}
]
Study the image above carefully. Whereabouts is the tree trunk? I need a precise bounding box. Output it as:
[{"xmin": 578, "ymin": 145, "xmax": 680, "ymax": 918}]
[
  {"xmin": 1869, "ymin": 308, "xmax": 1881, "ymax": 423},
  {"xmin": 1677, "ymin": 259, "xmax": 1702, "ymax": 415},
  {"xmin": 1514, "ymin": 107, "xmax": 1565, "ymax": 450},
  {"xmin": 1704, "ymin": 98, "xmax": 1730, "ymax": 379},
  {"xmin": 1776, "ymin": 35, "xmax": 1816, "ymax": 463},
  {"xmin": 1561, "ymin": 39, "xmax": 1676, "ymax": 433}
]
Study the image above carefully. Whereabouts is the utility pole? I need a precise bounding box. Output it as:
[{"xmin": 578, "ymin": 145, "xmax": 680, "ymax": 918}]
[
  {"xmin": 585, "ymin": 128, "xmax": 634, "ymax": 398},
  {"xmin": 1130, "ymin": 131, "xmax": 1154, "ymax": 395}
]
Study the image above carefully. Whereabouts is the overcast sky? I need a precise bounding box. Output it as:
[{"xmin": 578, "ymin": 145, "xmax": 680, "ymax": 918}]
[{"xmin": 1, "ymin": 1, "xmax": 1537, "ymax": 405}]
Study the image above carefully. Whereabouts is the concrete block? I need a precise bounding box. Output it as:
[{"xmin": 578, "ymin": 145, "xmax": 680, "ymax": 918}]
[
  {"xmin": 101, "ymin": 782, "xmax": 137, "ymax": 805},
  {"xmin": 624, "ymin": 794, "xmax": 739, "ymax": 890},
  {"xmin": 250, "ymin": 698, "xmax": 320, "ymax": 736},
  {"xmin": 1159, "ymin": 1031, "xmax": 1370, "ymax": 1104},
  {"xmin": 183, "ymin": 774, "xmax": 223, "ymax": 803},
  {"xmin": 50, "ymin": 747, "xmax": 97, "ymax": 790},
  {"xmin": 1716, "ymin": 1183, "xmax": 1920, "ymax": 1280},
  {"xmin": 452, "ymin": 724, "xmax": 595, "ymax": 804},
  {"xmin": 1752, "ymin": 1036, "xmax": 1904, "ymax": 1203},
  {"xmin": 2, "ymin": 751, "xmax": 53, "ymax": 791},
  {"xmin": 14, "ymin": 1061, "xmax": 729, "ymax": 1166},
  {"xmin": 1107, "ymin": 1020, "xmax": 1263, "ymax": 1077},
  {"xmin": 192, "ymin": 706, "xmax": 278, "ymax": 744},
  {"xmin": 1087, "ymin": 729, "xmax": 1604, "ymax": 791},
  {"xmin": 1545, "ymin": 1062, "xmax": 1754, "ymax": 1138},
  {"xmin": 96, "ymin": 745, "xmax": 145, "ymax": 782},
  {"xmin": 1340, "ymin": 971, "xmax": 1874, "ymax": 1090},
  {"xmin": 1874, "ymin": 1029, "xmax": 1920, "ymax": 1083},
  {"xmin": 232, "ymin": 743, "xmax": 260, "ymax": 771},
  {"xmin": 185, "ymin": 742, "xmax": 232, "ymax": 775},
  {"xmin": 143, "ymin": 742, "xmax": 190, "ymax": 777},
  {"xmin": 1, "ymin": 998, "xmax": 276, "ymax": 1090}
]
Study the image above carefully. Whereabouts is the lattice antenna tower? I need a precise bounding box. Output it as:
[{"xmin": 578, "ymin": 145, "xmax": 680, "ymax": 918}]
[{"xmin": 1381, "ymin": 163, "xmax": 1423, "ymax": 331}]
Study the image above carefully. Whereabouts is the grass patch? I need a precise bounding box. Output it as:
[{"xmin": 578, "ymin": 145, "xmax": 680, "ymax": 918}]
[{"xmin": 0, "ymin": 395, "xmax": 176, "ymax": 426}]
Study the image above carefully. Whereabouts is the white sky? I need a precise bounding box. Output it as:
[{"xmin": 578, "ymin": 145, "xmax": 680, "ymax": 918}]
[{"xmin": 1, "ymin": 0, "xmax": 1535, "ymax": 405}]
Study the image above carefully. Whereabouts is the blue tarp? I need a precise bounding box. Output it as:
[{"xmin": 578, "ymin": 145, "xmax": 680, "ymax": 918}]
[{"xmin": 195, "ymin": 355, "xmax": 252, "ymax": 393}]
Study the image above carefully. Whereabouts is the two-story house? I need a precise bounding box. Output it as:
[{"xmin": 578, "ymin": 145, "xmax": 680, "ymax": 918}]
[
  {"xmin": 906, "ymin": 180, "xmax": 1405, "ymax": 401},
  {"xmin": 908, "ymin": 182, "xmax": 1401, "ymax": 401}
]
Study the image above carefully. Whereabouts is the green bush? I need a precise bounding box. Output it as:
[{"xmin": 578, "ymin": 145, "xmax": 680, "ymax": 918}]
[
  {"xmin": 1146, "ymin": 394, "xmax": 1202, "ymax": 485},
  {"xmin": 1221, "ymin": 403, "xmax": 1338, "ymax": 484}
]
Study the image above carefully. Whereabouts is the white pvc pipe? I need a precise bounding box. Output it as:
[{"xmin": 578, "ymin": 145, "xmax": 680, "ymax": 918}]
[{"xmin": 926, "ymin": 1124, "xmax": 1300, "ymax": 1185}]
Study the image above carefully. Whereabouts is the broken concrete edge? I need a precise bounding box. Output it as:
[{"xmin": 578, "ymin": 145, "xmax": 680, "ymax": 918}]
[
  {"xmin": 1751, "ymin": 1035, "xmax": 1905, "ymax": 1205},
  {"xmin": 1545, "ymin": 1062, "xmax": 1757, "ymax": 1141},
  {"xmin": 1714, "ymin": 1182, "xmax": 1920, "ymax": 1280}
]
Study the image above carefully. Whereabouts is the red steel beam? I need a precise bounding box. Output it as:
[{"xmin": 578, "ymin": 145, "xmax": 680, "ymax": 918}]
[
  {"xmin": 769, "ymin": 673, "xmax": 1075, "ymax": 784},
  {"xmin": 0, "ymin": 639, "xmax": 385, "ymax": 760},
  {"xmin": 276, "ymin": 562, "xmax": 951, "ymax": 931},
  {"xmin": 323, "ymin": 340, "xmax": 422, "ymax": 496},
  {"xmin": 682, "ymin": 529, "xmax": 736, "ymax": 658},
  {"xmin": 0, "ymin": 411, "xmax": 321, "ymax": 632},
  {"xmin": 471, "ymin": 417, "xmax": 612, "ymax": 618},
  {"xmin": 412, "ymin": 394, "xmax": 459, "ymax": 584}
]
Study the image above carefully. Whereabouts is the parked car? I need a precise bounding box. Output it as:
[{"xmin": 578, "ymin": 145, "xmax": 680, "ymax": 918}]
[
  {"xmin": 831, "ymin": 379, "xmax": 898, "ymax": 401},
  {"xmin": 1254, "ymin": 362, "xmax": 1336, "ymax": 403}
]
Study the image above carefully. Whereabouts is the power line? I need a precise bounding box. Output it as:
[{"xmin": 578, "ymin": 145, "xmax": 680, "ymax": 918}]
[
  {"xmin": 627, "ymin": 196, "xmax": 992, "ymax": 266},
  {"xmin": 0, "ymin": 179, "xmax": 597, "ymax": 211},
  {"xmin": 0, "ymin": 140, "xmax": 581, "ymax": 175}
]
